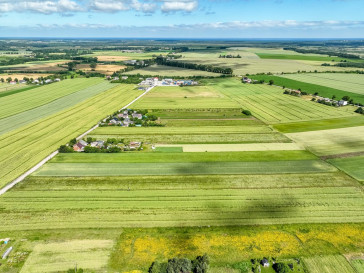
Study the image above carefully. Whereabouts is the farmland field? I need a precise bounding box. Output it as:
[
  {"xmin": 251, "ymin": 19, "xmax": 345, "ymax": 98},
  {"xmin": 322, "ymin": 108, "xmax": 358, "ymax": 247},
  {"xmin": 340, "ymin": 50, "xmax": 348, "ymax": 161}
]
[
  {"xmin": 303, "ymin": 255, "xmax": 355, "ymax": 273},
  {"xmin": 0, "ymin": 81, "xmax": 116, "ymax": 135},
  {"xmin": 351, "ymin": 259, "xmax": 364, "ymax": 273},
  {"xmin": 328, "ymin": 156, "xmax": 364, "ymax": 181},
  {"xmin": 286, "ymin": 126, "xmax": 364, "ymax": 156},
  {"xmin": 250, "ymin": 74, "xmax": 364, "ymax": 104},
  {"xmin": 281, "ymin": 73, "xmax": 364, "ymax": 95},
  {"xmin": 0, "ymin": 84, "xmax": 143, "ymax": 188},
  {"xmin": 125, "ymin": 64, "xmax": 221, "ymax": 76},
  {"xmin": 273, "ymin": 116, "xmax": 364, "ymax": 133},
  {"xmin": 0, "ymin": 78, "xmax": 105, "ymax": 119},
  {"xmin": 2, "ymin": 171, "xmax": 364, "ymax": 231},
  {"xmin": 20, "ymin": 240, "xmax": 113, "ymax": 273}
]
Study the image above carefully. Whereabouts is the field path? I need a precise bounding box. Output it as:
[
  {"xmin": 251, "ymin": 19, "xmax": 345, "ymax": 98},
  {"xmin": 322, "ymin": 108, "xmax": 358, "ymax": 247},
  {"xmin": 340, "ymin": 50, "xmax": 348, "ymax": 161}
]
[{"xmin": 0, "ymin": 85, "xmax": 155, "ymax": 196}]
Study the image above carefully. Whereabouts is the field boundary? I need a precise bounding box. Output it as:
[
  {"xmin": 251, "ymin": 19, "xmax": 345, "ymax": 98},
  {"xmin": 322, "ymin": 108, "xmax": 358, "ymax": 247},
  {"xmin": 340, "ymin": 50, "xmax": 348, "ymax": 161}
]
[{"xmin": 0, "ymin": 85, "xmax": 155, "ymax": 196}]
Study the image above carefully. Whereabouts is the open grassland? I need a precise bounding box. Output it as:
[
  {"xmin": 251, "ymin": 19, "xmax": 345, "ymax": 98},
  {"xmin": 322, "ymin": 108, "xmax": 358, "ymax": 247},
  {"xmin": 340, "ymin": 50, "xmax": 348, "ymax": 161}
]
[
  {"xmin": 0, "ymin": 81, "xmax": 116, "ymax": 135},
  {"xmin": 50, "ymin": 150, "xmax": 317, "ymax": 163},
  {"xmin": 20, "ymin": 240, "xmax": 113, "ymax": 273},
  {"xmin": 34, "ymin": 160, "xmax": 333, "ymax": 176},
  {"xmin": 110, "ymin": 224, "xmax": 364, "ymax": 272},
  {"xmin": 350, "ymin": 259, "xmax": 364, "ymax": 273},
  {"xmin": 328, "ymin": 156, "xmax": 364, "ymax": 181},
  {"xmin": 91, "ymin": 123, "xmax": 290, "ymax": 144},
  {"xmin": 1, "ymin": 172, "xmax": 363, "ymax": 231},
  {"xmin": 256, "ymin": 53, "xmax": 356, "ymax": 62},
  {"xmin": 133, "ymin": 85, "xmax": 239, "ymax": 109},
  {"xmin": 250, "ymin": 74, "xmax": 364, "ymax": 104},
  {"xmin": 303, "ymin": 255, "xmax": 355, "ymax": 273},
  {"xmin": 214, "ymin": 79, "xmax": 356, "ymax": 123},
  {"xmin": 125, "ymin": 64, "xmax": 221, "ymax": 76},
  {"xmin": 273, "ymin": 116, "xmax": 364, "ymax": 133},
  {"xmin": 178, "ymin": 50, "xmax": 357, "ymax": 75},
  {"xmin": 286, "ymin": 126, "xmax": 364, "ymax": 156},
  {"xmin": 155, "ymin": 143, "xmax": 304, "ymax": 152},
  {"xmin": 0, "ymin": 84, "xmax": 143, "ymax": 189},
  {"xmin": 281, "ymin": 73, "xmax": 364, "ymax": 95},
  {"xmin": 0, "ymin": 78, "xmax": 104, "ymax": 119}
]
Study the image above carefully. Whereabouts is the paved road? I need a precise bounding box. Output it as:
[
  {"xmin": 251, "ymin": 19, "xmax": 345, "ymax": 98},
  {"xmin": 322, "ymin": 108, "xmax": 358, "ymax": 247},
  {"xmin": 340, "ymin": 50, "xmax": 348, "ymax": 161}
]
[{"xmin": 0, "ymin": 85, "xmax": 155, "ymax": 196}]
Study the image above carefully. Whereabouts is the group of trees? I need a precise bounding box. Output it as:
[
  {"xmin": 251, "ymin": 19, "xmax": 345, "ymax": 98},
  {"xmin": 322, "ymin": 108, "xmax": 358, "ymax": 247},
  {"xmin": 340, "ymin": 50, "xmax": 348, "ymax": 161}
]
[
  {"xmin": 284, "ymin": 47, "xmax": 361, "ymax": 59},
  {"xmin": 149, "ymin": 254, "xmax": 210, "ymax": 273},
  {"xmin": 155, "ymin": 56, "xmax": 233, "ymax": 75},
  {"xmin": 219, "ymin": 54, "xmax": 241, "ymax": 58}
]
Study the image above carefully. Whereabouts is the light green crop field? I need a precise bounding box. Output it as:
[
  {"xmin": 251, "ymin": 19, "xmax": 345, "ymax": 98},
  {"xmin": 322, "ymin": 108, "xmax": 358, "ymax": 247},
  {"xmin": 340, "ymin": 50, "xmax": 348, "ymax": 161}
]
[
  {"xmin": 0, "ymin": 84, "xmax": 143, "ymax": 189},
  {"xmin": 274, "ymin": 116, "xmax": 364, "ymax": 133},
  {"xmin": 286, "ymin": 126, "xmax": 364, "ymax": 156},
  {"xmin": 149, "ymin": 108, "xmax": 247, "ymax": 119},
  {"xmin": 156, "ymin": 143, "xmax": 304, "ymax": 152},
  {"xmin": 0, "ymin": 78, "xmax": 104, "ymax": 119},
  {"xmin": 351, "ymin": 259, "xmax": 364, "ymax": 273},
  {"xmin": 281, "ymin": 73, "xmax": 364, "ymax": 95},
  {"xmin": 0, "ymin": 81, "xmax": 116, "ymax": 135},
  {"xmin": 0, "ymin": 82, "xmax": 25, "ymax": 93},
  {"xmin": 328, "ymin": 156, "xmax": 364, "ymax": 181},
  {"xmin": 133, "ymin": 85, "xmax": 239, "ymax": 109},
  {"xmin": 303, "ymin": 255, "xmax": 356, "ymax": 273},
  {"xmin": 2, "ymin": 172, "xmax": 364, "ymax": 231},
  {"xmin": 125, "ymin": 64, "xmax": 221, "ymax": 76},
  {"xmin": 256, "ymin": 53, "xmax": 355, "ymax": 62},
  {"xmin": 34, "ymin": 160, "xmax": 335, "ymax": 176},
  {"xmin": 20, "ymin": 240, "xmax": 113, "ymax": 273}
]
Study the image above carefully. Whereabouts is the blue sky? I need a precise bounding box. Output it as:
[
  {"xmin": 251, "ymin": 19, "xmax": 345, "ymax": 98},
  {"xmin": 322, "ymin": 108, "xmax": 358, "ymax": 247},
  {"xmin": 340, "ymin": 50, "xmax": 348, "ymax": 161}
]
[{"xmin": 0, "ymin": 0, "xmax": 364, "ymax": 38}]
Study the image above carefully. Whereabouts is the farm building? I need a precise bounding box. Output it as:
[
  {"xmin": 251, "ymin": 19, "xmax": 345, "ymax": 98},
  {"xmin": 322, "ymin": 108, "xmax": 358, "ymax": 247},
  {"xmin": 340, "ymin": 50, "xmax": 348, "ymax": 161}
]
[
  {"xmin": 338, "ymin": 100, "xmax": 348, "ymax": 106},
  {"xmin": 261, "ymin": 258, "xmax": 270, "ymax": 267},
  {"xmin": 73, "ymin": 140, "xmax": 88, "ymax": 152},
  {"xmin": 129, "ymin": 142, "xmax": 141, "ymax": 150}
]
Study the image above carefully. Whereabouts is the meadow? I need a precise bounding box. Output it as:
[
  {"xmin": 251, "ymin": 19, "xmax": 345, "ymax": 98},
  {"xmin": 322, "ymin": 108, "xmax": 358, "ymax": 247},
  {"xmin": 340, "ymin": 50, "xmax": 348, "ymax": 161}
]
[
  {"xmin": 20, "ymin": 240, "xmax": 113, "ymax": 273},
  {"xmin": 125, "ymin": 64, "xmax": 221, "ymax": 77},
  {"xmin": 273, "ymin": 116, "xmax": 364, "ymax": 133},
  {"xmin": 328, "ymin": 155, "xmax": 364, "ymax": 181},
  {"xmin": 0, "ymin": 78, "xmax": 104, "ymax": 119},
  {"xmin": 286, "ymin": 126, "xmax": 364, "ymax": 156},
  {"xmin": 2, "ymin": 171, "xmax": 364, "ymax": 231},
  {"xmin": 302, "ymin": 255, "xmax": 356, "ymax": 273},
  {"xmin": 250, "ymin": 74, "xmax": 364, "ymax": 104},
  {"xmin": 0, "ymin": 84, "xmax": 142, "ymax": 188},
  {"xmin": 281, "ymin": 73, "xmax": 364, "ymax": 95},
  {"xmin": 0, "ymin": 81, "xmax": 116, "ymax": 135}
]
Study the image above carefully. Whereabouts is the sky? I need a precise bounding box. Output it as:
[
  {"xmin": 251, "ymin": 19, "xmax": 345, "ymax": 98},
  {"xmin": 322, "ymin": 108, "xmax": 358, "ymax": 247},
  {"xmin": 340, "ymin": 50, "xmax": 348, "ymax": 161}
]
[{"xmin": 0, "ymin": 0, "xmax": 364, "ymax": 38}]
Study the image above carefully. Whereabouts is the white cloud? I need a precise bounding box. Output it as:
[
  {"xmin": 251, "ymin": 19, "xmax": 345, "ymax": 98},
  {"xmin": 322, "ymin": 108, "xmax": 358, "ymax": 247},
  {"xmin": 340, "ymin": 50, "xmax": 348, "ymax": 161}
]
[
  {"xmin": 0, "ymin": 0, "xmax": 82, "ymax": 14},
  {"xmin": 160, "ymin": 0, "xmax": 198, "ymax": 12}
]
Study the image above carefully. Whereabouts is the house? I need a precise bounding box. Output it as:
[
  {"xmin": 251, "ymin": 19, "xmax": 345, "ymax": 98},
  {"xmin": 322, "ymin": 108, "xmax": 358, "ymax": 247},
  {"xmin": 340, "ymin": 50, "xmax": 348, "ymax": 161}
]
[
  {"xmin": 19, "ymin": 80, "xmax": 26, "ymax": 84},
  {"xmin": 90, "ymin": 140, "xmax": 104, "ymax": 148},
  {"xmin": 54, "ymin": 78, "xmax": 61, "ymax": 82},
  {"xmin": 32, "ymin": 79, "xmax": 39, "ymax": 84},
  {"xmin": 243, "ymin": 77, "xmax": 252, "ymax": 83},
  {"xmin": 338, "ymin": 100, "xmax": 348, "ymax": 106},
  {"xmin": 9, "ymin": 81, "xmax": 16, "ymax": 85},
  {"xmin": 45, "ymin": 79, "xmax": 52, "ymax": 84},
  {"xmin": 121, "ymin": 76, "xmax": 128, "ymax": 80},
  {"xmin": 132, "ymin": 112, "xmax": 143, "ymax": 119},
  {"xmin": 261, "ymin": 259, "xmax": 269, "ymax": 267},
  {"xmin": 73, "ymin": 140, "xmax": 88, "ymax": 152},
  {"xmin": 114, "ymin": 76, "xmax": 119, "ymax": 80},
  {"xmin": 129, "ymin": 142, "xmax": 141, "ymax": 150}
]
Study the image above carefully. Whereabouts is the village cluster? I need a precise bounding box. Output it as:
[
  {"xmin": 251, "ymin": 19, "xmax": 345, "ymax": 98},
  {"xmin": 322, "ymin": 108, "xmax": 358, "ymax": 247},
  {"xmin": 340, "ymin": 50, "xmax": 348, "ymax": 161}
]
[
  {"xmin": 138, "ymin": 77, "xmax": 198, "ymax": 90},
  {"xmin": 99, "ymin": 108, "xmax": 161, "ymax": 127},
  {"xmin": 70, "ymin": 138, "xmax": 142, "ymax": 153}
]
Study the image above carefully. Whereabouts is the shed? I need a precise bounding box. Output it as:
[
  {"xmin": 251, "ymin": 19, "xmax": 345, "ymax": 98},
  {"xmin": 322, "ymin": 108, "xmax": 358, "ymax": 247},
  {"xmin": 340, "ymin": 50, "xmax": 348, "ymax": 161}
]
[{"xmin": 261, "ymin": 258, "xmax": 269, "ymax": 267}]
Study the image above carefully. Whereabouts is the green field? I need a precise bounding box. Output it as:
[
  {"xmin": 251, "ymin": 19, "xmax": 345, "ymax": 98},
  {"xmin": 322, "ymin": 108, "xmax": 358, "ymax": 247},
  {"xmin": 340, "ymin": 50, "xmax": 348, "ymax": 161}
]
[
  {"xmin": 20, "ymin": 240, "xmax": 113, "ymax": 273},
  {"xmin": 250, "ymin": 74, "xmax": 364, "ymax": 104},
  {"xmin": 273, "ymin": 116, "xmax": 364, "ymax": 133},
  {"xmin": 0, "ymin": 84, "xmax": 142, "ymax": 188},
  {"xmin": 0, "ymin": 81, "xmax": 116, "ymax": 135},
  {"xmin": 0, "ymin": 78, "xmax": 104, "ymax": 119},
  {"xmin": 256, "ymin": 53, "xmax": 356, "ymax": 62},
  {"xmin": 281, "ymin": 73, "xmax": 364, "ymax": 95},
  {"xmin": 303, "ymin": 255, "xmax": 356, "ymax": 273},
  {"xmin": 328, "ymin": 156, "xmax": 364, "ymax": 181},
  {"xmin": 125, "ymin": 64, "xmax": 221, "ymax": 76},
  {"xmin": 286, "ymin": 126, "xmax": 364, "ymax": 156},
  {"xmin": 351, "ymin": 259, "xmax": 364, "ymax": 273}
]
